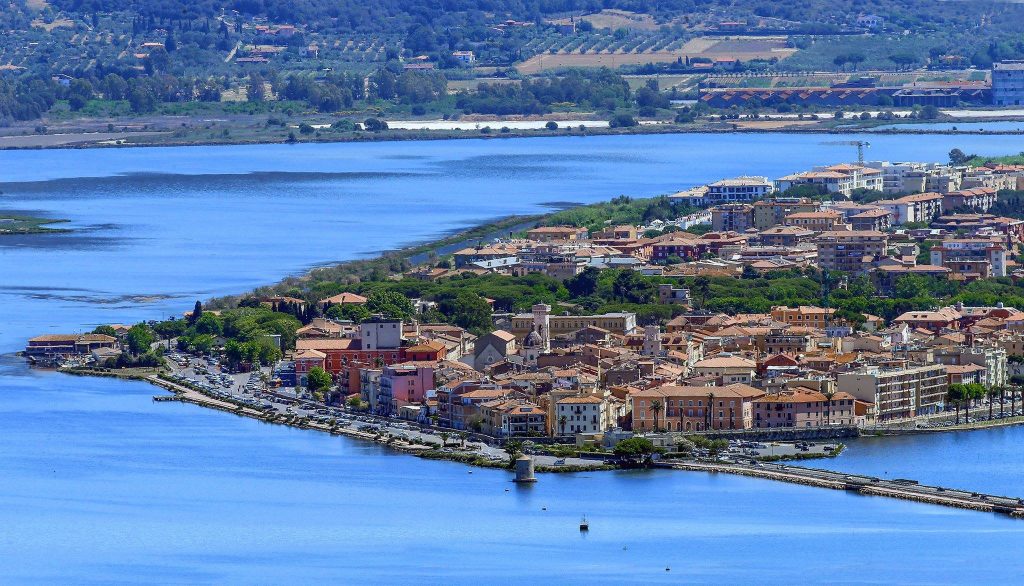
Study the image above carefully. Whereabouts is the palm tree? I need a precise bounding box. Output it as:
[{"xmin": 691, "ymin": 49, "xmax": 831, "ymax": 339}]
[
  {"xmin": 458, "ymin": 432, "xmax": 468, "ymax": 447},
  {"xmin": 822, "ymin": 387, "xmax": 836, "ymax": 426},
  {"xmin": 997, "ymin": 385, "xmax": 1007, "ymax": 417},
  {"xmin": 706, "ymin": 392, "xmax": 715, "ymax": 430},
  {"xmin": 1013, "ymin": 385, "xmax": 1020, "ymax": 417},
  {"xmin": 439, "ymin": 431, "xmax": 451, "ymax": 447},
  {"xmin": 650, "ymin": 399, "xmax": 663, "ymax": 432},
  {"xmin": 988, "ymin": 386, "xmax": 1000, "ymax": 420},
  {"xmin": 558, "ymin": 415, "xmax": 567, "ymax": 436},
  {"xmin": 947, "ymin": 384, "xmax": 965, "ymax": 425}
]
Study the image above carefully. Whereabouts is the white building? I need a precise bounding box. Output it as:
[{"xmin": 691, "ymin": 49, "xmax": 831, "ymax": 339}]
[
  {"xmin": 554, "ymin": 395, "xmax": 608, "ymax": 435},
  {"xmin": 704, "ymin": 176, "xmax": 775, "ymax": 204},
  {"xmin": 359, "ymin": 317, "xmax": 403, "ymax": 350}
]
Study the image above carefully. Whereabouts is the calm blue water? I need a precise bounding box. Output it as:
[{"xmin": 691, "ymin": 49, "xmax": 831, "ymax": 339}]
[
  {"xmin": 871, "ymin": 121, "xmax": 1024, "ymax": 132},
  {"xmin": 4, "ymin": 134, "xmax": 1024, "ymax": 582}
]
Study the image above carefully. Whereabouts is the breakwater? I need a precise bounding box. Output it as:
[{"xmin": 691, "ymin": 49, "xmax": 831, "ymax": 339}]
[{"xmin": 664, "ymin": 460, "xmax": 1024, "ymax": 517}]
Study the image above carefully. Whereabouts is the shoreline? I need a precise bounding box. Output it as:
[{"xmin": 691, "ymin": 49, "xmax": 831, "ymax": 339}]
[
  {"xmin": 135, "ymin": 369, "xmax": 616, "ymax": 474},
  {"xmin": 6, "ymin": 118, "xmax": 1024, "ymax": 152}
]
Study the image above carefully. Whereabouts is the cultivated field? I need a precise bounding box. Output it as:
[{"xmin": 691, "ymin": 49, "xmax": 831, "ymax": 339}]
[
  {"xmin": 517, "ymin": 36, "xmax": 796, "ymax": 74},
  {"xmin": 548, "ymin": 9, "xmax": 661, "ymax": 31}
]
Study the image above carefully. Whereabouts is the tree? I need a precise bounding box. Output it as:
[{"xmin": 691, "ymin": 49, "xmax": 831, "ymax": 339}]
[
  {"xmin": 947, "ymin": 383, "xmax": 966, "ymax": 424},
  {"xmin": 441, "ymin": 291, "xmax": 492, "ymax": 333},
  {"xmin": 458, "ymin": 432, "xmax": 468, "ymax": 447},
  {"xmin": 609, "ymin": 113, "xmax": 637, "ymax": 128},
  {"xmin": 613, "ymin": 437, "xmax": 663, "ymax": 467},
  {"xmin": 705, "ymin": 391, "xmax": 715, "ymax": 430},
  {"xmin": 363, "ymin": 118, "xmax": 388, "ymax": 132},
  {"xmin": 949, "ymin": 148, "xmax": 973, "ymax": 166},
  {"xmin": 650, "ymin": 399, "xmax": 663, "ymax": 431},
  {"xmin": 988, "ymin": 385, "xmax": 1001, "ymax": 420},
  {"xmin": 125, "ymin": 324, "xmax": 155, "ymax": 355},
  {"xmin": 822, "ymin": 387, "xmax": 836, "ymax": 426},
  {"xmin": 92, "ymin": 325, "xmax": 117, "ymax": 337},
  {"xmin": 189, "ymin": 300, "xmax": 203, "ymax": 324},
  {"xmin": 367, "ymin": 290, "xmax": 415, "ymax": 320},
  {"xmin": 566, "ymin": 266, "xmax": 600, "ymax": 297},
  {"xmin": 326, "ymin": 303, "xmax": 372, "ymax": 323},
  {"xmin": 439, "ymin": 431, "xmax": 451, "ymax": 447},
  {"xmin": 545, "ymin": 120, "xmax": 558, "ymax": 130},
  {"xmin": 504, "ymin": 439, "xmax": 523, "ymax": 466},
  {"xmin": 559, "ymin": 415, "xmax": 567, "ymax": 436},
  {"xmin": 306, "ymin": 366, "xmax": 332, "ymax": 393},
  {"xmin": 693, "ymin": 276, "xmax": 711, "ymax": 308}
]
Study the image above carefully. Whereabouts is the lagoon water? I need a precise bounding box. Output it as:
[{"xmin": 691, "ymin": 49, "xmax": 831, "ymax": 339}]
[{"xmin": 3, "ymin": 133, "xmax": 1024, "ymax": 582}]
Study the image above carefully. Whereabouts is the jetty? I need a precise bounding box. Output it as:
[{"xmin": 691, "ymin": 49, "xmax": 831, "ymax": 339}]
[{"xmin": 664, "ymin": 460, "xmax": 1024, "ymax": 517}]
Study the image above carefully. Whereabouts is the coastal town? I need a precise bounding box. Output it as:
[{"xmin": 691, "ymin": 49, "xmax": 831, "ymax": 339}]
[{"xmin": 24, "ymin": 153, "xmax": 1024, "ymax": 473}]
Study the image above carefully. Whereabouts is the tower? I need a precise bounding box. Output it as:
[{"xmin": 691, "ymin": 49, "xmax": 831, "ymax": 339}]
[
  {"xmin": 532, "ymin": 303, "xmax": 551, "ymax": 353},
  {"xmin": 643, "ymin": 324, "xmax": 662, "ymax": 357}
]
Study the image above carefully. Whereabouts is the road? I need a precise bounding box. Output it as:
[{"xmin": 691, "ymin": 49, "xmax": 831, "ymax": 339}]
[{"xmin": 161, "ymin": 353, "xmax": 603, "ymax": 469}]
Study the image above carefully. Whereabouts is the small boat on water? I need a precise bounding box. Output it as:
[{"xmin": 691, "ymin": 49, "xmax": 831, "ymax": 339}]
[{"xmin": 579, "ymin": 516, "xmax": 589, "ymax": 531}]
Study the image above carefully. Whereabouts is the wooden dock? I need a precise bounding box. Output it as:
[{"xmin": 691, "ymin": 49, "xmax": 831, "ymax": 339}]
[{"xmin": 664, "ymin": 460, "xmax": 1024, "ymax": 517}]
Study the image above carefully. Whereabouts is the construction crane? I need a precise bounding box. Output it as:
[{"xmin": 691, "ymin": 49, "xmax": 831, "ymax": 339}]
[{"xmin": 822, "ymin": 140, "xmax": 870, "ymax": 164}]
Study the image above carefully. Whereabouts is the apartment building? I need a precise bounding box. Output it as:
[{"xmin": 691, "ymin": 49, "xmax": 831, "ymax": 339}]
[
  {"xmin": 865, "ymin": 161, "xmax": 963, "ymax": 194},
  {"xmin": 630, "ymin": 383, "xmax": 764, "ymax": 432},
  {"xmin": 993, "ymin": 60, "xmax": 1024, "ymax": 106},
  {"xmin": 849, "ymin": 208, "xmax": 892, "ymax": 232},
  {"xmin": 752, "ymin": 388, "xmax": 861, "ymax": 428},
  {"xmin": 875, "ymin": 192, "xmax": 944, "ymax": 225},
  {"xmin": 711, "ymin": 203, "xmax": 754, "ymax": 232},
  {"xmin": 704, "ymin": 176, "xmax": 775, "ymax": 204},
  {"xmin": 752, "ymin": 198, "xmax": 820, "ymax": 230},
  {"xmin": 691, "ymin": 355, "xmax": 757, "ymax": 384},
  {"xmin": 525, "ymin": 226, "xmax": 589, "ymax": 242},
  {"xmin": 815, "ymin": 230, "xmax": 888, "ymax": 274},
  {"xmin": 510, "ymin": 311, "xmax": 637, "ymax": 338},
  {"xmin": 929, "ymin": 238, "xmax": 1008, "ymax": 278},
  {"xmin": 553, "ymin": 395, "xmax": 608, "ymax": 436},
  {"xmin": 837, "ymin": 364, "xmax": 948, "ymax": 420},
  {"xmin": 932, "ymin": 345, "xmax": 1008, "ymax": 388},
  {"xmin": 775, "ymin": 164, "xmax": 882, "ymax": 197},
  {"xmin": 783, "ymin": 210, "xmax": 848, "ymax": 232},
  {"xmin": 770, "ymin": 305, "xmax": 836, "ymax": 329},
  {"xmin": 942, "ymin": 187, "xmax": 999, "ymax": 213}
]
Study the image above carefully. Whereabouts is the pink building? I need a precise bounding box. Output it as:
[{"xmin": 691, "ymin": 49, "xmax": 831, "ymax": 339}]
[
  {"xmin": 293, "ymin": 348, "xmax": 326, "ymax": 387},
  {"xmin": 382, "ymin": 364, "xmax": 434, "ymax": 414},
  {"xmin": 752, "ymin": 387, "xmax": 860, "ymax": 428},
  {"xmin": 630, "ymin": 383, "xmax": 764, "ymax": 432}
]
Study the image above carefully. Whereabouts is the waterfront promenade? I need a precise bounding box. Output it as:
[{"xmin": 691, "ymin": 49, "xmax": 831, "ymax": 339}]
[{"xmin": 665, "ymin": 460, "xmax": 1024, "ymax": 517}]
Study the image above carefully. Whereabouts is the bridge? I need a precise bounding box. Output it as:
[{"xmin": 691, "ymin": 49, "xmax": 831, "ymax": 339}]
[{"xmin": 663, "ymin": 460, "xmax": 1024, "ymax": 517}]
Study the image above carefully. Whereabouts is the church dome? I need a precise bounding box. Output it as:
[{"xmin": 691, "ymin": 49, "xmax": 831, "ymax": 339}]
[{"xmin": 523, "ymin": 331, "xmax": 543, "ymax": 348}]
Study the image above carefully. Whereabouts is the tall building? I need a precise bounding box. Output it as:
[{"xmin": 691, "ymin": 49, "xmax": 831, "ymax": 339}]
[
  {"xmin": 837, "ymin": 364, "xmax": 948, "ymax": 420},
  {"xmin": 711, "ymin": 203, "xmax": 754, "ymax": 232},
  {"xmin": 815, "ymin": 231, "xmax": 888, "ymax": 274},
  {"xmin": 993, "ymin": 61, "xmax": 1024, "ymax": 106}
]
